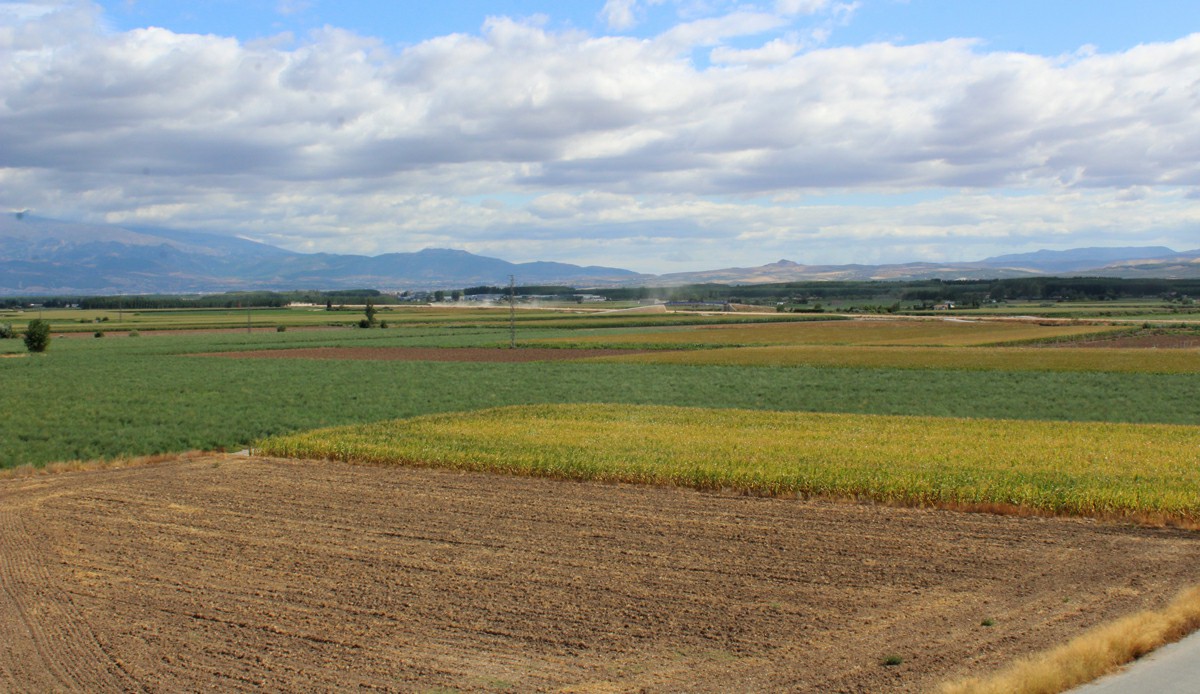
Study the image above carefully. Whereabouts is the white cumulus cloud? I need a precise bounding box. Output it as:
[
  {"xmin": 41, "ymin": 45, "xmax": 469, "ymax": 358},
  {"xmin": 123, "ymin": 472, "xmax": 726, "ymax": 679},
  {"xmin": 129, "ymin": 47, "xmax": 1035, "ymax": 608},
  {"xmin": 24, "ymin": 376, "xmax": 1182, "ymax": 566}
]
[
  {"xmin": 1, "ymin": 3, "xmax": 1198, "ymax": 271},
  {"xmin": 599, "ymin": 0, "xmax": 639, "ymax": 30}
]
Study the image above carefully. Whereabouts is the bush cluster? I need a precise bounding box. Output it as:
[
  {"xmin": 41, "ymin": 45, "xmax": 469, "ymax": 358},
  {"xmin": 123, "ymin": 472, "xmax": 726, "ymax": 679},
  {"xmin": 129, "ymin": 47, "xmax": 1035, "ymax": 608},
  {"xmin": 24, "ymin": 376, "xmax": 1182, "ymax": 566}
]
[{"xmin": 23, "ymin": 319, "xmax": 51, "ymax": 352}]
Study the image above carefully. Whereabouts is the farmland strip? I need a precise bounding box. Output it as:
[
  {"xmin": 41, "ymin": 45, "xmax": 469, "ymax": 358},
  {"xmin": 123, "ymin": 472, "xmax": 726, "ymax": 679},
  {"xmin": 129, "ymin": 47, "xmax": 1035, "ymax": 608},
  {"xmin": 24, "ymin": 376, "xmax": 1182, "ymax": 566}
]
[{"xmin": 258, "ymin": 404, "xmax": 1200, "ymax": 525}]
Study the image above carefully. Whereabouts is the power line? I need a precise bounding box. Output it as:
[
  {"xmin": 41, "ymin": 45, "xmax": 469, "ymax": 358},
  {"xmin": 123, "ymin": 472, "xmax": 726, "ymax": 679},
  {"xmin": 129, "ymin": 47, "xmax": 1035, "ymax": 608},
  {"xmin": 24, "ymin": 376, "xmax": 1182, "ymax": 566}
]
[{"xmin": 508, "ymin": 275, "xmax": 516, "ymax": 349}]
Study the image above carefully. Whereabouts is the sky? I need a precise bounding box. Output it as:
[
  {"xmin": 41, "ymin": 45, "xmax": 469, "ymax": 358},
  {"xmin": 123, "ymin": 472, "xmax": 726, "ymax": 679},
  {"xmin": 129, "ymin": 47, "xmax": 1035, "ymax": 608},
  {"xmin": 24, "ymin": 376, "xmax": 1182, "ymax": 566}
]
[{"xmin": 1, "ymin": 1, "xmax": 1198, "ymax": 273}]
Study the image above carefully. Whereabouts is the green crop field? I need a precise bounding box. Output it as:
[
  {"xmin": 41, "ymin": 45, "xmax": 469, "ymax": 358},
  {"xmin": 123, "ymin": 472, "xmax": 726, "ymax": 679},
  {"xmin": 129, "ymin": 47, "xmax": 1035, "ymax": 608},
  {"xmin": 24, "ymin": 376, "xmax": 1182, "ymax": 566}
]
[
  {"xmin": 0, "ymin": 305, "xmax": 835, "ymax": 335},
  {"xmin": 257, "ymin": 404, "xmax": 1200, "ymax": 525},
  {"xmin": 0, "ymin": 306, "xmax": 351, "ymax": 333},
  {"xmin": 3, "ymin": 308, "xmax": 1199, "ymax": 482}
]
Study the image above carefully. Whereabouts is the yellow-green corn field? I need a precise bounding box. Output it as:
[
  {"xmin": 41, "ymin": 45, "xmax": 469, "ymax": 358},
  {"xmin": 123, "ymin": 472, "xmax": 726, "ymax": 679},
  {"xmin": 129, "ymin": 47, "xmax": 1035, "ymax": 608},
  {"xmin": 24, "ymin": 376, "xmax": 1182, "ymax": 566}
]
[
  {"xmin": 590, "ymin": 344, "xmax": 1200, "ymax": 373},
  {"xmin": 257, "ymin": 404, "xmax": 1200, "ymax": 525}
]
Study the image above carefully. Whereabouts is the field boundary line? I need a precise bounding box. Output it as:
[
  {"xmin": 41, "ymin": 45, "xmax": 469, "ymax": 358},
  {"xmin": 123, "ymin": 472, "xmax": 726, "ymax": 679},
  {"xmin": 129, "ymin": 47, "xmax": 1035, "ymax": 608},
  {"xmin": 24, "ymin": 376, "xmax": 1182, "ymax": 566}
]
[{"xmin": 0, "ymin": 450, "xmax": 217, "ymax": 481}]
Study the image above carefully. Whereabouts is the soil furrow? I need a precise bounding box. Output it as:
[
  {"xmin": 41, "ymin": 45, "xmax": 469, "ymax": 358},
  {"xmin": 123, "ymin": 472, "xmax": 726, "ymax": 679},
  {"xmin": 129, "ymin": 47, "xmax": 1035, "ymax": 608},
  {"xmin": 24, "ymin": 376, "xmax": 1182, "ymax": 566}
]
[
  {"xmin": 2, "ymin": 456, "xmax": 1199, "ymax": 692},
  {"xmin": 0, "ymin": 494, "xmax": 139, "ymax": 692}
]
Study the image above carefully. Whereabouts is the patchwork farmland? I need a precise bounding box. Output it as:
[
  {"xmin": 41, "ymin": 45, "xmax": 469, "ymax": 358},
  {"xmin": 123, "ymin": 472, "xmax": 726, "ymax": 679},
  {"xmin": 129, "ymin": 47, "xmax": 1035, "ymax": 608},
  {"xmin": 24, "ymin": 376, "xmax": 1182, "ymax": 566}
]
[{"xmin": 2, "ymin": 305, "xmax": 1199, "ymax": 692}]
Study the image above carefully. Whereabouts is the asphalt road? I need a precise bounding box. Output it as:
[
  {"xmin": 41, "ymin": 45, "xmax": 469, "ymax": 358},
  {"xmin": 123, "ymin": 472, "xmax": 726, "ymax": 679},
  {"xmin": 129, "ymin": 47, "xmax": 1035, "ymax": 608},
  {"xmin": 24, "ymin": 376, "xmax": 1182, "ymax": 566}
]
[{"xmin": 1072, "ymin": 630, "xmax": 1200, "ymax": 693}]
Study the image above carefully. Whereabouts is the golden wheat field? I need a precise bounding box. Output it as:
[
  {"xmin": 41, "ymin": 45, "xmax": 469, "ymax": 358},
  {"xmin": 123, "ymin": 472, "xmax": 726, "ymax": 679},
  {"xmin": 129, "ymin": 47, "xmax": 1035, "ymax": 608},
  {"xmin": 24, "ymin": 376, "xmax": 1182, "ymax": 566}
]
[{"xmin": 257, "ymin": 403, "xmax": 1200, "ymax": 526}]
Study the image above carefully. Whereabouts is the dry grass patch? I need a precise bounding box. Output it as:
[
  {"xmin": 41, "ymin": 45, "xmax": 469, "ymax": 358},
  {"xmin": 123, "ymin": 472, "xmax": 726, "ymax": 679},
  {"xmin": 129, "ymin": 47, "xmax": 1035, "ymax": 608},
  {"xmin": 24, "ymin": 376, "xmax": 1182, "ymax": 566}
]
[
  {"xmin": 0, "ymin": 450, "xmax": 215, "ymax": 480},
  {"xmin": 941, "ymin": 585, "xmax": 1200, "ymax": 694}
]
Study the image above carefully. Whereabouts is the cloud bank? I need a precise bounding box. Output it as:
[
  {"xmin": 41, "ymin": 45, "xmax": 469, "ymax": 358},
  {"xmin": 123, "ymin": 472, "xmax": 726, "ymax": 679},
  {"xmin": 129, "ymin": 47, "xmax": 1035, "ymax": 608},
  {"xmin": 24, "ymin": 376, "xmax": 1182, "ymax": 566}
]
[{"xmin": 1, "ymin": 1, "xmax": 1198, "ymax": 271}]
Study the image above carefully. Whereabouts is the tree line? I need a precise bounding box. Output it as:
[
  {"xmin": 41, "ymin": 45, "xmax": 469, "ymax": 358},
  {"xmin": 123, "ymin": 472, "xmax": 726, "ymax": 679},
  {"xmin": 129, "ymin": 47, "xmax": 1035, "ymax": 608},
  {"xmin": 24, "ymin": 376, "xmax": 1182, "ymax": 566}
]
[{"xmin": 2, "ymin": 277, "xmax": 1196, "ymax": 310}]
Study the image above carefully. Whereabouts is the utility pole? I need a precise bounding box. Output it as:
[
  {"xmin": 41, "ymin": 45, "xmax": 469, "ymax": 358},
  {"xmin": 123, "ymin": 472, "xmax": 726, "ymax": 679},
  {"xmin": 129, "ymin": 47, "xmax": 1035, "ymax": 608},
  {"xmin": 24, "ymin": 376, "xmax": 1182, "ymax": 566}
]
[{"xmin": 508, "ymin": 274, "xmax": 516, "ymax": 349}]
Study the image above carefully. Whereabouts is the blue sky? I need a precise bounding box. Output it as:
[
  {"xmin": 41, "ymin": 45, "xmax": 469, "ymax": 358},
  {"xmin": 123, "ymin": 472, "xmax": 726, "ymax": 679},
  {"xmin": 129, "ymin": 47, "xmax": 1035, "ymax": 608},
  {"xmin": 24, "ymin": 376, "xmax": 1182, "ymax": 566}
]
[
  {"xmin": 95, "ymin": 1, "xmax": 1194, "ymax": 55},
  {"xmin": 92, "ymin": 0, "xmax": 1199, "ymax": 57},
  {"xmin": 2, "ymin": 1, "xmax": 1198, "ymax": 272}
]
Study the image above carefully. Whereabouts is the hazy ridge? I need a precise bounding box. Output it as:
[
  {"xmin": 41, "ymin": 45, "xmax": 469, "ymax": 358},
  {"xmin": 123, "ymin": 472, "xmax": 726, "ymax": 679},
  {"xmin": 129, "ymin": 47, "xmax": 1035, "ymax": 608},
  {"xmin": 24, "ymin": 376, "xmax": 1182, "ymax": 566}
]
[{"xmin": 2, "ymin": 214, "xmax": 1197, "ymax": 295}]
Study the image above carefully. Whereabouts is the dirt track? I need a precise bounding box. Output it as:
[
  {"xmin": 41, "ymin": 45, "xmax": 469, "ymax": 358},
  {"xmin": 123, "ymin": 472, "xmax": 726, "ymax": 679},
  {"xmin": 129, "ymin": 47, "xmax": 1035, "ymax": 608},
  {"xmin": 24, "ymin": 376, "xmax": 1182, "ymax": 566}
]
[{"xmin": 3, "ymin": 456, "xmax": 1199, "ymax": 692}]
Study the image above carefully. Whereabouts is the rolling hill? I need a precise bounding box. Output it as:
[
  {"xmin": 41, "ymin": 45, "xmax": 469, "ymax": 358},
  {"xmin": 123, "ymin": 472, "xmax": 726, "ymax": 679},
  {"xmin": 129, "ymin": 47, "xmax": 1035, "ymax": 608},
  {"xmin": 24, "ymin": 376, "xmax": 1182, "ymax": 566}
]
[{"xmin": 2, "ymin": 212, "xmax": 1197, "ymax": 294}]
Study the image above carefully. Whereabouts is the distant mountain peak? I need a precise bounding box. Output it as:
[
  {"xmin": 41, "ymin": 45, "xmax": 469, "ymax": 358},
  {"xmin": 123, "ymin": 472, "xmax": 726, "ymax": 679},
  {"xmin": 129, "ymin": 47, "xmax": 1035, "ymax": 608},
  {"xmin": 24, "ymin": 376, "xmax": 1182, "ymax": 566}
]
[
  {"xmin": 0, "ymin": 216, "xmax": 642, "ymax": 294},
  {"xmin": 2, "ymin": 215, "xmax": 1198, "ymax": 294},
  {"xmin": 982, "ymin": 246, "xmax": 1178, "ymax": 271}
]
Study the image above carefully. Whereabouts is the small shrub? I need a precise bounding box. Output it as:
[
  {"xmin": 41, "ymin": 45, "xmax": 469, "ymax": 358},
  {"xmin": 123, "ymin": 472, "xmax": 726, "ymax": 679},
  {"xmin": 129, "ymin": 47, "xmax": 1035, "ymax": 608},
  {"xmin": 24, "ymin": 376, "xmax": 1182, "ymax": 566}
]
[
  {"xmin": 981, "ymin": 618, "xmax": 995, "ymax": 627},
  {"xmin": 276, "ymin": 325, "xmax": 287, "ymax": 332},
  {"xmin": 379, "ymin": 320, "xmax": 388, "ymax": 329},
  {"xmin": 23, "ymin": 319, "xmax": 50, "ymax": 352},
  {"xmin": 882, "ymin": 655, "xmax": 904, "ymax": 667},
  {"xmin": 0, "ymin": 323, "xmax": 13, "ymax": 339},
  {"xmin": 128, "ymin": 330, "xmax": 139, "ymax": 337},
  {"xmin": 93, "ymin": 331, "xmax": 105, "ymax": 338},
  {"xmin": 358, "ymin": 319, "xmax": 371, "ymax": 329}
]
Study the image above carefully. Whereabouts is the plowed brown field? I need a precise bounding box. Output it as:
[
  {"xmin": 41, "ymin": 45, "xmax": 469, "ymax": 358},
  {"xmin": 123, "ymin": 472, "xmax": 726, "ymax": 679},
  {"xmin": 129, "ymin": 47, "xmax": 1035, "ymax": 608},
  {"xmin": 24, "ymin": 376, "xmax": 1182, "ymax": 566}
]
[
  {"xmin": 3, "ymin": 456, "xmax": 1199, "ymax": 693},
  {"xmin": 197, "ymin": 347, "xmax": 658, "ymax": 361},
  {"xmin": 1052, "ymin": 334, "xmax": 1200, "ymax": 349}
]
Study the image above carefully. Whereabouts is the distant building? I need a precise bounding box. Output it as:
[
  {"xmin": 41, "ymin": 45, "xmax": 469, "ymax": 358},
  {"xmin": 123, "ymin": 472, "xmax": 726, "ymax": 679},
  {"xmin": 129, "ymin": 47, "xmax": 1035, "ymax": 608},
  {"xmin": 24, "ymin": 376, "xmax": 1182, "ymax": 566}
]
[{"xmin": 665, "ymin": 301, "xmax": 729, "ymax": 311}]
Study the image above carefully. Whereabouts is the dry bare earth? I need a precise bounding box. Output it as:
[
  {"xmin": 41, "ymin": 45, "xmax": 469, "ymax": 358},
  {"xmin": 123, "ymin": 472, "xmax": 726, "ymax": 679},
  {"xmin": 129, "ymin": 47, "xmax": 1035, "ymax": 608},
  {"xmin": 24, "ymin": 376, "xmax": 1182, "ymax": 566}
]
[{"xmin": 4, "ymin": 457, "xmax": 1200, "ymax": 692}]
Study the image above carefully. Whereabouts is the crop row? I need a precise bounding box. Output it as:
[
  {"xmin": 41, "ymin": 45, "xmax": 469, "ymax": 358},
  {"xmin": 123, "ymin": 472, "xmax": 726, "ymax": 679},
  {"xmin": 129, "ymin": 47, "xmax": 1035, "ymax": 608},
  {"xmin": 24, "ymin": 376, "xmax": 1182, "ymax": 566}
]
[{"xmin": 257, "ymin": 404, "xmax": 1200, "ymax": 525}]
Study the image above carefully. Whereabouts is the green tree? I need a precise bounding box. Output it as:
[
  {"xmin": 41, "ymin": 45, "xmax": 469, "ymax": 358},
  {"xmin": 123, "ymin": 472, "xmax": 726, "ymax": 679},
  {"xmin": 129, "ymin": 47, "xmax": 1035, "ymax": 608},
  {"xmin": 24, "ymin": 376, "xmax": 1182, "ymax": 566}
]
[
  {"xmin": 364, "ymin": 300, "xmax": 377, "ymax": 326},
  {"xmin": 23, "ymin": 319, "xmax": 51, "ymax": 353}
]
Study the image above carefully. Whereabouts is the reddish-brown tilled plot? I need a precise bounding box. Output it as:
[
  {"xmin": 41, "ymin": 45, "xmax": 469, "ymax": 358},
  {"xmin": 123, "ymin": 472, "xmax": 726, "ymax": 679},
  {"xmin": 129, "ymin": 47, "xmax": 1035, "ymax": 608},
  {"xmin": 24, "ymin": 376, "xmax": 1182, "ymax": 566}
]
[
  {"xmin": 198, "ymin": 346, "xmax": 658, "ymax": 361},
  {"xmin": 3, "ymin": 456, "xmax": 1199, "ymax": 692},
  {"xmin": 1050, "ymin": 334, "xmax": 1200, "ymax": 349}
]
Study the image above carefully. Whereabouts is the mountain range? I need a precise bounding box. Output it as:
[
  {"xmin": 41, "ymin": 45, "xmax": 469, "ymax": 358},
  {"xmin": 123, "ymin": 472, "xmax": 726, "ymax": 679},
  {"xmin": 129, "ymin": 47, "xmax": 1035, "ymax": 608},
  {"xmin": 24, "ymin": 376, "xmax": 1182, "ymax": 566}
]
[{"xmin": 2, "ymin": 213, "xmax": 1198, "ymax": 295}]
